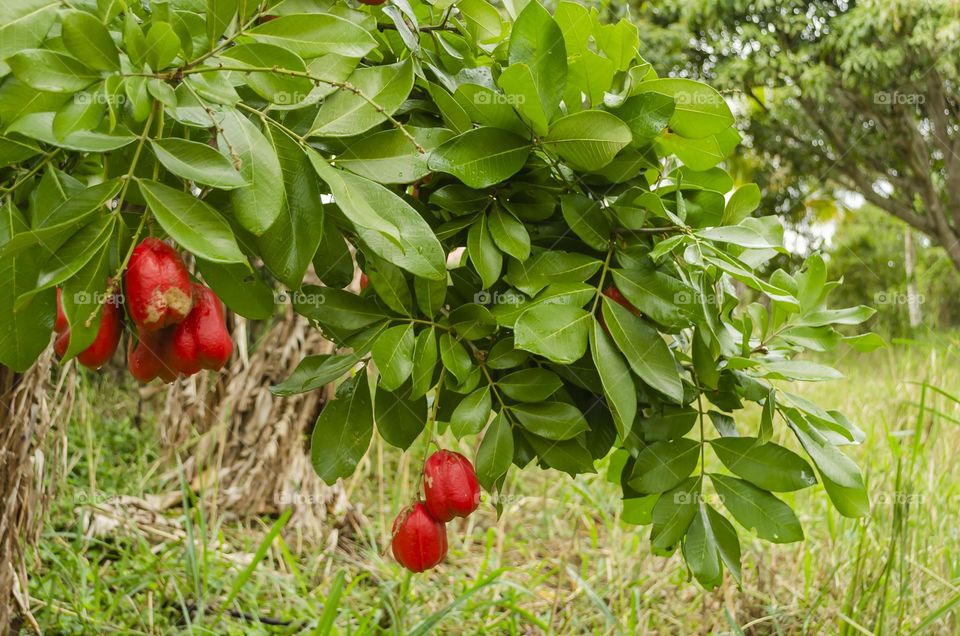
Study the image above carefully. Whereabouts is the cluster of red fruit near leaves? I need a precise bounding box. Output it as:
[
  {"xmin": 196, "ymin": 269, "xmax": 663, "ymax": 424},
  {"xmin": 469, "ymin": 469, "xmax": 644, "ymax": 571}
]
[
  {"xmin": 391, "ymin": 450, "xmax": 481, "ymax": 573},
  {"xmin": 54, "ymin": 237, "xmax": 232, "ymax": 383}
]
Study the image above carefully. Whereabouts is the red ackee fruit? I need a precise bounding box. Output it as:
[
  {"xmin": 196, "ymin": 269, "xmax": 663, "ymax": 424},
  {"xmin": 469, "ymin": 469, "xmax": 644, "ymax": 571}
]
[
  {"xmin": 54, "ymin": 289, "xmax": 123, "ymax": 369},
  {"xmin": 391, "ymin": 502, "xmax": 448, "ymax": 573},
  {"xmin": 127, "ymin": 327, "xmax": 178, "ymax": 383},
  {"xmin": 55, "ymin": 288, "xmax": 68, "ymax": 332},
  {"xmin": 359, "ymin": 273, "xmax": 369, "ymax": 290},
  {"xmin": 423, "ymin": 450, "xmax": 481, "ymax": 522},
  {"xmin": 125, "ymin": 238, "xmax": 193, "ymax": 332},
  {"xmin": 167, "ymin": 283, "xmax": 232, "ymax": 375}
]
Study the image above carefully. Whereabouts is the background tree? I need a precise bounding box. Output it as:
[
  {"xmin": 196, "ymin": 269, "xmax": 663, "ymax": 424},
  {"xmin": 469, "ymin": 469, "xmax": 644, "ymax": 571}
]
[{"xmin": 632, "ymin": 0, "xmax": 960, "ymax": 269}]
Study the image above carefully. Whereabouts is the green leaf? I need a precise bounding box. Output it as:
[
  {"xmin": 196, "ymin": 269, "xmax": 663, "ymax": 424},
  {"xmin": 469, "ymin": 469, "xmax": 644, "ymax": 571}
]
[
  {"xmin": 488, "ymin": 207, "xmax": 531, "ymax": 261},
  {"xmin": 7, "ymin": 113, "xmax": 135, "ymax": 152},
  {"xmin": 219, "ymin": 42, "xmax": 312, "ymax": 105},
  {"xmin": 58, "ymin": 243, "xmax": 111, "ymax": 360},
  {"xmin": 610, "ymin": 268, "xmax": 695, "ymax": 329},
  {"xmin": 467, "ymin": 214, "xmax": 502, "ymax": 289},
  {"xmin": 17, "ymin": 216, "xmax": 114, "ymax": 310},
  {"xmin": 721, "ymin": 184, "xmax": 761, "ymax": 225},
  {"xmin": 8, "ymin": 50, "xmax": 96, "ymax": 92},
  {"xmin": 758, "ymin": 359, "xmax": 843, "ymax": 381},
  {"xmin": 544, "ymin": 111, "xmax": 632, "ymax": 171},
  {"xmin": 451, "ymin": 387, "xmax": 492, "ymax": 438},
  {"xmin": 615, "ymin": 92, "xmax": 675, "ymax": 144},
  {"xmin": 524, "ymin": 433, "xmax": 595, "ymax": 477},
  {"xmin": 475, "ymin": 412, "xmax": 513, "ymax": 491},
  {"xmin": 410, "ymin": 327, "xmax": 438, "ymax": 398},
  {"xmin": 508, "ymin": 0, "xmax": 567, "ymax": 122},
  {"xmin": 144, "ymin": 22, "xmax": 181, "ymax": 70},
  {"xmin": 697, "ymin": 224, "xmax": 780, "ymax": 249},
  {"xmin": 139, "ymin": 180, "xmax": 246, "ymax": 264},
  {"xmin": 258, "ymin": 124, "xmax": 325, "ymax": 288},
  {"xmin": 52, "ymin": 95, "xmax": 105, "ymax": 141},
  {"xmin": 590, "ymin": 321, "xmax": 636, "ymax": 440},
  {"xmin": 788, "ymin": 416, "xmax": 863, "ymax": 489},
  {"xmin": 271, "ymin": 351, "xmax": 365, "ymax": 396},
  {"xmin": 0, "ymin": 202, "xmax": 53, "ymax": 371},
  {"xmin": 294, "ymin": 286, "xmax": 388, "ymax": 333},
  {"xmin": 601, "ymin": 299, "xmax": 683, "ymax": 402},
  {"xmin": 310, "ymin": 156, "xmax": 446, "ymax": 280},
  {"xmin": 217, "ymin": 109, "xmax": 283, "ymax": 235},
  {"xmin": 0, "ymin": 1, "xmax": 58, "ymax": 70},
  {"xmin": 310, "ymin": 372, "xmax": 373, "ymax": 484},
  {"xmin": 629, "ymin": 438, "xmax": 700, "ymax": 494},
  {"xmin": 514, "ymin": 303, "xmax": 590, "ymax": 364},
  {"xmin": 710, "ymin": 438, "xmax": 817, "ymax": 492},
  {"xmin": 439, "ymin": 333, "xmax": 473, "ymax": 384},
  {"xmin": 61, "ymin": 10, "xmax": 120, "ymax": 71},
  {"xmin": 499, "ymin": 368, "xmax": 562, "ymax": 402},
  {"xmin": 365, "ymin": 259, "xmax": 412, "ymax": 315},
  {"xmin": 197, "ymin": 259, "xmax": 275, "ymax": 320},
  {"xmin": 247, "ymin": 13, "xmax": 376, "ymax": 58},
  {"xmin": 650, "ymin": 477, "xmax": 699, "ymax": 554},
  {"xmin": 428, "ymin": 127, "xmax": 532, "ymax": 189},
  {"xmin": 496, "ymin": 64, "xmax": 549, "ymax": 135},
  {"xmin": 1, "ymin": 179, "xmax": 120, "ymax": 261},
  {"xmin": 338, "ymin": 128, "xmax": 446, "ymax": 184},
  {"xmin": 414, "ymin": 275, "xmax": 446, "ymax": 318},
  {"xmin": 634, "ymin": 79, "xmax": 733, "ymax": 139},
  {"xmin": 310, "ymin": 60, "xmax": 413, "ymax": 137},
  {"xmin": 206, "ymin": 0, "xmax": 237, "ymax": 46},
  {"xmin": 150, "ymin": 138, "xmax": 247, "ymax": 189},
  {"xmin": 448, "ymin": 303, "xmax": 497, "ymax": 340},
  {"xmin": 371, "ymin": 323, "xmax": 415, "ymax": 391},
  {"xmin": 684, "ymin": 503, "xmax": 722, "ymax": 588},
  {"xmin": 510, "ymin": 401, "xmax": 588, "ymax": 440},
  {"xmin": 375, "ymin": 382, "xmax": 427, "ymax": 450},
  {"xmin": 560, "ymin": 194, "xmax": 611, "ymax": 251},
  {"xmin": 710, "ymin": 474, "xmax": 803, "ymax": 544}
]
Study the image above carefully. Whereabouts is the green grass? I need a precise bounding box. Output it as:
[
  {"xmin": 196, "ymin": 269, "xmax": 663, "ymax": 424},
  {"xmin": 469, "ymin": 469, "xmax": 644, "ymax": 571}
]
[{"xmin": 26, "ymin": 337, "xmax": 960, "ymax": 634}]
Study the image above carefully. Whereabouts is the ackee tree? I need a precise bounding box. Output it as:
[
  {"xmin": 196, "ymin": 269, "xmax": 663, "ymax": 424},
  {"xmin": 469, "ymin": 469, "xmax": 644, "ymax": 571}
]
[{"xmin": 0, "ymin": 0, "xmax": 879, "ymax": 587}]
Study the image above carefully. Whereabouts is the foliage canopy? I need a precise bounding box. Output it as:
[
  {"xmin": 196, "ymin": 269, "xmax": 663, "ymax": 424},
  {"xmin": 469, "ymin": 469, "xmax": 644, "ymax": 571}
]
[{"xmin": 0, "ymin": 0, "xmax": 879, "ymax": 587}]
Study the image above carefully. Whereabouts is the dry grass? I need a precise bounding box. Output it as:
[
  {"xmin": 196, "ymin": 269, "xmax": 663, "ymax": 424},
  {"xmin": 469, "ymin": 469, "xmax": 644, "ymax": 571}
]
[{"xmin": 21, "ymin": 336, "xmax": 960, "ymax": 634}]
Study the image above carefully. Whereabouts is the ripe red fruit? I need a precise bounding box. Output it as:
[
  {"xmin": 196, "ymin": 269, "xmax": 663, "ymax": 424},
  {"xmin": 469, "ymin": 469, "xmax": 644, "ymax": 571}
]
[
  {"xmin": 54, "ymin": 288, "xmax": 68, "ymax": 333},
  {"xmin": 125, "ymin": 238, "xmax": 193, "ymax": 332},
  {"xmin": 168, "ymin": 283, "xmax": 232, "ymax": 375},
  {"xmin": 127, "ymin": 327, "xmax": 177, "ymax": 383},
  {"xmin": 423, "ymin": 450, "xmax": 481, "ymax": 522},
  {"xmin": 391, "ymin": 502, "xmax": 448, "ymax": 573},
  {"xmin": 359, "ymin": 273, "xmax": 369, "ymax": 290},
  {"xmin": 54, "ymin": 292, "xmax": 123, "ymax": 370}
]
